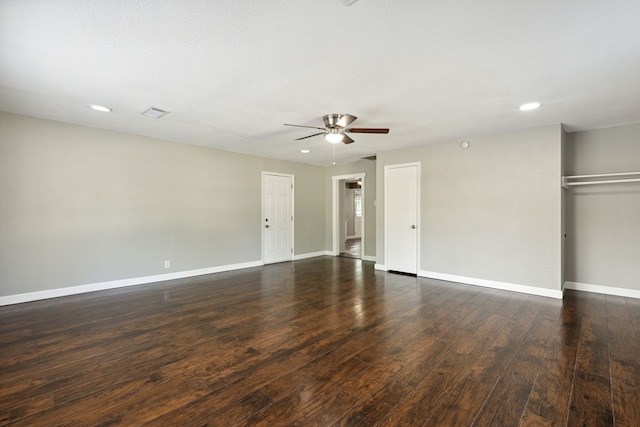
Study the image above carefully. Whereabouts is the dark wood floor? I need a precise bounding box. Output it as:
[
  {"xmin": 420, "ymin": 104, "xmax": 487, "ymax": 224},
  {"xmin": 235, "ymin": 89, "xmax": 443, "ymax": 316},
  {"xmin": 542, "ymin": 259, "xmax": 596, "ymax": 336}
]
[
  {"xmin": 1, "ymin": 257, "xmax": 639, "ymax": 426},
  {"xmin": 340, "ymin": 238, "xmax": 361, "ymax": 259}
]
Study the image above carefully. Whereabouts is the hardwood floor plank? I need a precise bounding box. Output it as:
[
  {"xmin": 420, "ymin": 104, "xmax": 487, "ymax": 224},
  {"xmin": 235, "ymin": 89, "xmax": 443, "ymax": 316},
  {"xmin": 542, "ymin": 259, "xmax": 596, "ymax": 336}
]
[
  {"xmin": 335, "ymin": 290, "xmax": 481, "ymax": 398},
  {"xmin": 576, "ymin": 293, "xmax": 610, "ymax": 378},
  {"xmin": 202, "ymin": 349, "xmax": 312, "ymax": 395},
  {"xmin": 0, "ymin": 394, "xmax": 53, "ymax": 426},
  {"xmin": 606, "ymin": 295, "xmax": 640, "ymax": 382},
  {"xmin": 384, "ymin": 298, "xmax": 541, "ymax": 425},
  {"xmin": 1, "ymin": 257, "xmax": 636, "ymax": 426},
  {"xmin": 285, "ymin": 389, "xmax": 358, "ymax": 427},
  {"xmin": 245, "ymin": 387, "xmax": 359, "ymax": 426},
  {"xmin": 12, "ymin": 371, "xmax": 209, "ymax": 427},
  {"xmin": 472, "ymin": 300, "xmax": 563, "ymax": 426},
  {"xmin": 626, "ymin": 297, "xmax": 640, "ymax": 340},
  {"xmin": 334, "ymin": 378, "xmax": 413, "ymax": 426},
  {"xmin": 187, "ymin": 389, "xmax": 274, "ymax": 427},
  {"xmin": 567, "ymin": 369, "xmax": 614, "ymax": 427},
  {"xmin": 260, "ymin": 355, "xmax": 369, "ymax": 402},
  {"xmin": 142, "ymin": 385, "xmax": 269, "ymax": 426},
  {"xmin": 520, "ymin": 291, "xmax": 585, "ymax": 425},
  {"xmin": 612, "ymin": 377, "xmax": 640, "ymax": 427},
  {"xmin": 422, "ymin": 375, "xmax": 498, "ymax": 427},
  {"xmin": 394, "ymin": 303, "xmax": 517, "ymax": 391},
  {"xmin": 379, "ymin": 353, "xmax": 473, "ymax": 426},
  {"xmin": 520, "ymin": 412, "xmax": 556, "ymax": 427},
  {"xmin": 0, "ymin": 332, "xmax": 234, "ymax": 410}
]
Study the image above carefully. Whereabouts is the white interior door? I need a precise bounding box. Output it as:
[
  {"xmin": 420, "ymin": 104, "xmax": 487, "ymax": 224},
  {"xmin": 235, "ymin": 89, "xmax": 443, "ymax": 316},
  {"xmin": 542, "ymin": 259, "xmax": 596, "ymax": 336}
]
[
  {"xmin": 263, "ymin": 173, "xmax": 293, "ymax": 264},
  {"xmin": 385, "ymin": 163, "xmax": 419, "ymax": 274}
]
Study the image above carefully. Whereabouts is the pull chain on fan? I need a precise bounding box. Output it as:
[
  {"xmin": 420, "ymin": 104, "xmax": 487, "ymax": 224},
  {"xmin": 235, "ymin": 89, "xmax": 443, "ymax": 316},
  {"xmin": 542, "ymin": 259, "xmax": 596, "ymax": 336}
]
[{"xmin": 332, "ymin": 143, "xmax": 336, "ymax": 165}]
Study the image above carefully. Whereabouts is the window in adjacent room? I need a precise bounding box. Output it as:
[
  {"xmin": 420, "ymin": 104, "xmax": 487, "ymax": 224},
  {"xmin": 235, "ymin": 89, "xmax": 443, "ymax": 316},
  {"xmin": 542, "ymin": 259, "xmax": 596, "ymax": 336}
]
[{"xmin": 355, "ymin": 191, "xmax": 362, "ymax": 217}]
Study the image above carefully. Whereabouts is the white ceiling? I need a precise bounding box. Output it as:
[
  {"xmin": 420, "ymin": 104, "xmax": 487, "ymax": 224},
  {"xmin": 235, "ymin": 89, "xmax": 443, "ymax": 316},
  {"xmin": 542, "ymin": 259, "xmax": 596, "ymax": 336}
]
[{"xmin": 1, "ymin": 0, "xmax": 639, "ymax": 166}]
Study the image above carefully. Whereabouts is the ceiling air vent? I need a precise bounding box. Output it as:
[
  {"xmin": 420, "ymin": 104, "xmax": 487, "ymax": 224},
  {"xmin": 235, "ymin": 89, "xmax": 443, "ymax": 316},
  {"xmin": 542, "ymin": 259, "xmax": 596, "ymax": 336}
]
[
  {"xmin": 361, "ymin": 155, "xmax": 377, "ymax": 161},
  {"xmin": 142, "ymin": 107, "xmax": 170, "ymax": 118}
]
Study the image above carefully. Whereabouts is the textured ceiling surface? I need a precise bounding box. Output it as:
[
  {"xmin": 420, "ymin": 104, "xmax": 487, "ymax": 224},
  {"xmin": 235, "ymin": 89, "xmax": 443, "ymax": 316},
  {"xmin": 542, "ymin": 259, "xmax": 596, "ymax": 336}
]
[{"xmin": 1, "ymin": 0, "xmax": 639, "ymax": 165}]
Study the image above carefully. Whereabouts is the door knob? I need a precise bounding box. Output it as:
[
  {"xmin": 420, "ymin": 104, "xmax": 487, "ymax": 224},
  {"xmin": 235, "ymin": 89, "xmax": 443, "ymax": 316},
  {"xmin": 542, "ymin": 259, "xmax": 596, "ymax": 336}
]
[{"xmin": 411, "ymin": 225, "xmax": 416, "ymax": 229}]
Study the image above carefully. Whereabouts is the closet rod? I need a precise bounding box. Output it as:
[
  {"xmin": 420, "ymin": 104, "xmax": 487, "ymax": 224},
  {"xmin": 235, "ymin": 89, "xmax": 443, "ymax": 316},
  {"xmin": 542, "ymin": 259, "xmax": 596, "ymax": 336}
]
[
  {"xmin": 565, "ymin": 178, "xmax": 640, "ymax": 187},
  {"xmin": 564, "ymin": 171, "xmax": 640, "ymax": 179}
]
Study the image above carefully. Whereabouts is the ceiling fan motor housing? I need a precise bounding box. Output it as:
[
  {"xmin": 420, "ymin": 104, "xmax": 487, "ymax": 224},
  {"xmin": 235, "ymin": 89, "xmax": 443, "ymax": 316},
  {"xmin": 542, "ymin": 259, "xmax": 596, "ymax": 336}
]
[{"xmin": 323, "ymin": 114, "xmax": 356, "ymax": 129}]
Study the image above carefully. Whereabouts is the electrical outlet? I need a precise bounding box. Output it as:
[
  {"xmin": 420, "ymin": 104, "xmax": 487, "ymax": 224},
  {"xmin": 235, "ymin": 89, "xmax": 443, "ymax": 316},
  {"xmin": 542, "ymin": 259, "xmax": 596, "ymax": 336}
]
[{"xmin": 164, "ymin": 260, "xmax": 170, "ymax": 269}]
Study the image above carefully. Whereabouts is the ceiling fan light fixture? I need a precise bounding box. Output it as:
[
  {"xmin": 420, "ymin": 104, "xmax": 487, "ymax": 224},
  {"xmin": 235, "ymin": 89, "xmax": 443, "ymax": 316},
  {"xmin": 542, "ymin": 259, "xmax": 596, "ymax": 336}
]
[{"xmin": 325, "ymin": 131, "xmax": 344, "ymax": 144}]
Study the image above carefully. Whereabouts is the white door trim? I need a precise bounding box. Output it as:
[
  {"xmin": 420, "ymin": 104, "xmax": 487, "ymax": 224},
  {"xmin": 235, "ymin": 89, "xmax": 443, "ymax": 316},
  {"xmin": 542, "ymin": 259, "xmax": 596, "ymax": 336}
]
[
  {"xmin": 384, "ymin": 162, "xmax": 420, "ymax": 273},
  {"xmin": 262, "ymin": 172, "xmax": 294, "ymax": 263},
  {"xmin": 332, "ymin": 173, "xmax": 366, "ymax": 257}
]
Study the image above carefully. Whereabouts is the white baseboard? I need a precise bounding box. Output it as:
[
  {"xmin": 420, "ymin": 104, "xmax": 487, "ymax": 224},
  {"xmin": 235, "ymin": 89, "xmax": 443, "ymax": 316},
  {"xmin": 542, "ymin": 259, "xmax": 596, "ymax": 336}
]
[
  {"xmin": 374, "ymin": 263, "xmax": 387, "ymax": 271},
  {"xmin": 362, "ymin": 255, "xmax": 376, "ymax": 262},
  {"xmin": 0, "ymin": 260, "xmax": 263, "ymax": 306},
  {"xmin": 419, "ymin": 270, "xmax": 563, "ymax": 299},
  {"xmin": 293, "ymin": 251, "xmax": 331, "ymax": 260},
  {"xmin": 564, "ymin": 281, "xmax": 640, "ymax": 299}
]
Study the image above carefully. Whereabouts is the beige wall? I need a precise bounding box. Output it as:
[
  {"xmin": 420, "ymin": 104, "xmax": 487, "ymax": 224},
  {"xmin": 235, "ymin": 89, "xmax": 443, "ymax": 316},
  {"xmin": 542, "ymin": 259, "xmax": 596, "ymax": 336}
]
[
  {"xmin": 3, "ymin": 108, "xmax": 637, "ymax": 301},
  {"xmin": 376, "ymin": 125, "xmax": 564, "ymax": 291},
  {"xmin": 0, "ymin": 112, "xmax": 326, "ymax": 297},
  {"xmin": 565, "ymin": 122, "xmax": 640, "ymax": 291}
]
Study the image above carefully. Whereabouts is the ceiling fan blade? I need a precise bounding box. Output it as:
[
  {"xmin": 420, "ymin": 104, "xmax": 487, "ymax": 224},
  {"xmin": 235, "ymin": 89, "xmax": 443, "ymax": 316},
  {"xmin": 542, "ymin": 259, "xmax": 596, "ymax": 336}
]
[
  {"xmin": 336, "ymin": 114, "xmax": 358, "ymax": 128},
  {"xmin": 346, "ymin": 127, "xmax": 390, "ymax": 134},
  {"xmin": 295, "ymin": 132, "xmax": 325, "ymax": 141},
  {"xmin": 284, "ymin": 124, "xmax": 327, "ymax": 131},
  {"xmin": 342, "ymin": 134, "xmax": 355, "ymax": 144}
]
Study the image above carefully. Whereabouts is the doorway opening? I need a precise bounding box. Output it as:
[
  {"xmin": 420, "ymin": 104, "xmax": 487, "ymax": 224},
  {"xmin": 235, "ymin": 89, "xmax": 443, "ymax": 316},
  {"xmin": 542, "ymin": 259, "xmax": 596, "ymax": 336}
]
[
  {"xmin": 332, "ymin": 173, "xmax": 365, "ymax": 259},
  {"xmin": 341, "ymin": 179, "xmax": 363, "ymax": 258}
]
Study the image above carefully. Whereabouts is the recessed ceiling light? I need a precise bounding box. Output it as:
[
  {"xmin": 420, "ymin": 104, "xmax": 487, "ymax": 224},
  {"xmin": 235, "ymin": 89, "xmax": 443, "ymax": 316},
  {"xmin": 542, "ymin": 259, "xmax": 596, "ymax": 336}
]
[
  {"xmin": 300, "ymin": 149, "xmax": 311, "ymax": 154},
  {"xmin": 519, "ymin": 102, "xmax": 541, "ymax": 111},
  {"xmin": 90, "ymin": 104, "xmax": 111, "ymax": 112}
]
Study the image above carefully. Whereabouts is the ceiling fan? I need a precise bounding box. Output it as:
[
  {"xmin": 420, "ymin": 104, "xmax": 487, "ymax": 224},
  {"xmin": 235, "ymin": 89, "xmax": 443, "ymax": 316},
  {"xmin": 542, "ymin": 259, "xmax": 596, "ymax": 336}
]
[{"xmin": 284, "ymin": 114, "xmax": 389, "ymax": 144}]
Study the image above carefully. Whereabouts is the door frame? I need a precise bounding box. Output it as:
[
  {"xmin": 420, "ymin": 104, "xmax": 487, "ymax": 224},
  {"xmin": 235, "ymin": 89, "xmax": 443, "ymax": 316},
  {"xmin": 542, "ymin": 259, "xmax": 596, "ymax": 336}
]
[
  {"xmin": 262, "ymin": 172, "xmax": 294, "ymax": 264},
  {"xmin": 384, "ymin": 162, "xmax": 420, "ymax": 273},
  {"xmin": 332, "ymin": 173, "xmax": 366, "ymax": 256}
]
